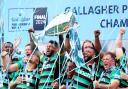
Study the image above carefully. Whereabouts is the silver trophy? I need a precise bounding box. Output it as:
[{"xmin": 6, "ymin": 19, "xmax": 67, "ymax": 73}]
[
  {"xmin": 45, "ymin": 11, "xmax": 76, "ymax": 36},
  {"xmin": 31, "ymin": 11, "xmax": 76, "ymax": 46}
]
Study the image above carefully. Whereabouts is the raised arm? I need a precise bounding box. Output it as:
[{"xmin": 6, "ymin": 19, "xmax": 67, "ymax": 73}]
[
  {"xmin": 115, "ymin": 28, "xmax": 125, "ymax": 59},
  {"xmin": 28, "ymin": 28, "xmax": 36, "ymax": 51},
  {"xmin": 94, "ymin": 30, "xmax": 101, "ymax": 52},
  {"xmin": 64, "ymin": 26, "xmax": 71, "ymax": 53},
  {"xmin": 64, "ymin": 33, "xmax": 71, "ymax": 53},
  {"xmin": 115, "ymin": 28, "xmax": 125, "ymax": 48}
]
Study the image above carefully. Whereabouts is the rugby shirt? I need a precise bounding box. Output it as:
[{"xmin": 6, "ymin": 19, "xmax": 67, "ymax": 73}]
[
  {"xmin": 72, "ymin": 64, "xmax": 93, "ymax": 89},
  {"xmin": 12, "ymin": 69, "xmax": 40, "ymax": 89},
  {"xmin": 39, "ymin": 53, "xmax": 58, "ymax": 89},
  {"xmin": 99, "ymin": 67, "xmax": 120, "ymax": 85},
  {"xmin": 118, "ymin": 55, "xmax": 128, "ymax": 88}
]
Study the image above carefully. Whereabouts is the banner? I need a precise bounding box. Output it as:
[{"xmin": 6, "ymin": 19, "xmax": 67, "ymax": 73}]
[
  {"xmin": 8, "ymin": 8, "xmax": 33, "ymax": 32},
  {"xmin": 3, "ymin": 0, "xmax": 128, "ymax": 50},
  {"xmin": 33, "ymin": 8, "xmax": 48, "ymax": 31},
  {"xmin": 8, "ymin": 8, "xmax": 48, "ymax": 32}
]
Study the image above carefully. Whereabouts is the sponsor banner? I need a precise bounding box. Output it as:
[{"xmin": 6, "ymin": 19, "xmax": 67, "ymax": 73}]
[
  {"xmin": 8, "ymin": 8, "xmax": 48, "ymax": 32},
  {"xmin": 8, "ymin": 8, "xmax": 33, "ymax": 32},
  {"xmin": 33, "ymin": 8, "xmax": 48, "ymax": 31}
]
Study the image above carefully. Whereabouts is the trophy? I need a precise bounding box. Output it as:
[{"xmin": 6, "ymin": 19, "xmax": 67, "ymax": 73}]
[
  {"xmin": 31, "ymin": 11, "xmax": 76, "ymax": 45},
  {"xmin": 45, "ymin": 11, "xmax": 76, "ymax": 36}
]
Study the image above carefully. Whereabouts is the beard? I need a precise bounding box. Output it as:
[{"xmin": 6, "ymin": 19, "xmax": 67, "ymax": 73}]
[
  {"xmin": 46, "ymin": 51, "xmax": 54, "ymax": 57},
  {"xmin": 84, "ymin": 56, "xmax": 93, "ymax": 62}
]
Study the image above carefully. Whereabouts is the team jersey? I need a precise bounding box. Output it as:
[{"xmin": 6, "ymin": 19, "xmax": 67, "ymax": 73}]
[
  {"xmin": 99, "ymin": 66, "xmax": 120, "ymax": 84},
  {"xmin": 38, "ymin": 53, "xmax": 58, "ymax": 89},
  {"xmin": 61, "ymin": 76, "xmax": 73, "ymax": 89},
  {"xmin": 72, "ymin": 64, "xmax": 93, "ymax": 89},
  {"xmin": 11, "ymin": 68, "xmax": 40, "ymax": 89},
  {"xmin": 118, "ymin": 55, "xmax": 128, "ymax": 88},
  {"xmin": 94, "ymin": 59, "xmax": 104, "ymax": 80},
  {"xmin": 0, "ymin": 57, "xmax": 22, "ymax": 89}
]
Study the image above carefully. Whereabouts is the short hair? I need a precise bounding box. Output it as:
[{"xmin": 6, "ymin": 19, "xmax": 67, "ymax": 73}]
[
  {"xmin": 25, "ymin": 43, "xmax": 31, "ymax": 47},
  {"xmin": 49, "ymin": 40, "xmax": 59, "ymax": 48},
  {"xmin": 103, "ymin": 52, "xmax": 116, "ymax": 60},
  {"xmin": 5, "ymin": 42, "xmax": 13, "ymax": 48},
  {"xmin": 25, "ymin": 43, "xmax": 33, "ymax": 50}
]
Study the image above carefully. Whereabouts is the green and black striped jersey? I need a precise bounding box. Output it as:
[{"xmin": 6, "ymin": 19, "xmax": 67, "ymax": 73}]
[
  {"xmin": 94, "ymin": 59, "xmax": 104, "ymax": 80},
  {"xmin": 12, "ymin": 69, "xmax": 40, "ymax": 89},
  {"xmin": 39, "ymin": 53, "xmax": 58, "ymax": 89},
  {"xmin": 118, "ymin": 55, "xmax": 128, "ymax": 88},
  {"xmin": 99, "ymin": 67, "xmax": 120, "ymax": 84},
  {"xmin": 0, "ymin": 58, "xmax": 22, "ymax": 89},
  {"xmin": 72, "ymin": 64, "xmax": 93, "ymax": 89}
]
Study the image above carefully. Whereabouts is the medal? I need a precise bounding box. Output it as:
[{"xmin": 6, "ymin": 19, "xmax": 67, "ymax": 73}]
[{"xmin": 27, "ymin": 83, "xmax": 30, "ymax": 86}]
